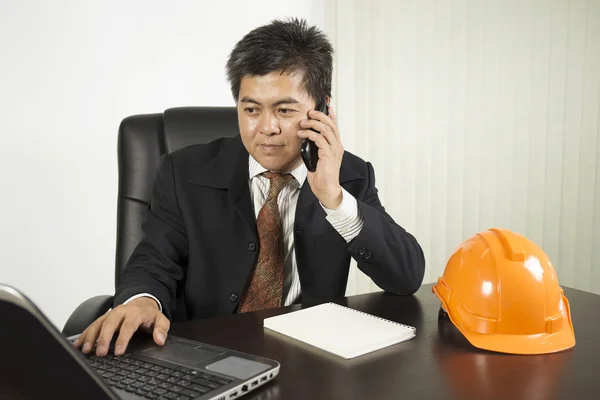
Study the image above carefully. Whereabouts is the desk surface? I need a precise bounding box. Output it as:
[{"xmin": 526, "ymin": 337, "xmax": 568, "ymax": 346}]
[{"xmin": 169, "ymin": 284, "xmax": 599, "ymax": 400}]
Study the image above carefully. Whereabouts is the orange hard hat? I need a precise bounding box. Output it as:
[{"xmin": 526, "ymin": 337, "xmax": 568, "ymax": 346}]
[{"xmin": 432, "ymin": 228, "xmax": 575, "ymax": 355}]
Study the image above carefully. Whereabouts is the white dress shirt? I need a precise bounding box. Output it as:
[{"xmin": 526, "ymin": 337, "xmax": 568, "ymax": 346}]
[{"xmin": 125, "ymin": 155, "xmax": 365, "ymax": 311}]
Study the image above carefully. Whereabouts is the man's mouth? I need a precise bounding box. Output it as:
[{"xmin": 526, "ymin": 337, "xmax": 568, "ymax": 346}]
[{"xmin": 259, "ymin": 144, "xmax": 284, "ymax": 150}]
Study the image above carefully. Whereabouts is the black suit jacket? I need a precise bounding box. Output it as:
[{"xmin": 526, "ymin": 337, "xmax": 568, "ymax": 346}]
[{"xmin": 114, "ymin": 135, "xmax": 425, "ymax": 321}]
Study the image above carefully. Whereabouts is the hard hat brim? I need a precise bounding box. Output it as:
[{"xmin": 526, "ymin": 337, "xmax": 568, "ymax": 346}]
[{"xmin": 434, "ymin": 285, "xmax": 576, "ymax": 355}]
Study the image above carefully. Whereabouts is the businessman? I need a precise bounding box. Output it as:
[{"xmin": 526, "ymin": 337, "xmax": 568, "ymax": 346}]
[{"xmin": 74, "ymin": 18, "xmax": 425, "ymax": 357}]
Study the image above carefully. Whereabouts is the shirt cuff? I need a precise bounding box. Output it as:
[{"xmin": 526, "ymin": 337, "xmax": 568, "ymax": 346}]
[
  {"xmin": 123, "ymin": 293, "xmax": 163, "ymax": 313},
  {"xmin": 320, "ymin": 187, "xmax": 365, "ymax": 243}
]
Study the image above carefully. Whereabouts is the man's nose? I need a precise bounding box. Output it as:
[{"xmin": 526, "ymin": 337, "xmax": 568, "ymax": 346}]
[{"xmin": 258, "ymin": 111, "xmax": 281, "ymax": 136}]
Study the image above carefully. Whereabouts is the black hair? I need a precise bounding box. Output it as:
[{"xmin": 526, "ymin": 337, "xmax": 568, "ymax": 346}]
[{"xmin": 225, "ymin": 17, "xmax": 333, "ymax": 104}]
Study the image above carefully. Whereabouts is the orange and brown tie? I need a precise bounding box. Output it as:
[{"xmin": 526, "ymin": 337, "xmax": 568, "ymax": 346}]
[{"xmin": 238, "ymin": 172, "xmax": 295, "ymax": 313}]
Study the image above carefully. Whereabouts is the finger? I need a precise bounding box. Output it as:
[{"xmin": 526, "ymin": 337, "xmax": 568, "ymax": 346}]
[
  {"xmin": 308, "ymin": 107, "xmax": 333, "ymax": 124},
  {"xmin": 113, "ymin": 312, "xmax": 146, "ymax": 356},
  {"xmin": 328, "ymin": 105, "xmax": 337, "ymax": 122},
  {"xmin": 95, "ymin": 309, "xmax": 126, "ymax": 357},
  {"xmin": 299, "ymin": 119, "xmax": 337, "ymax": 146},
  {"xmin": 300, "ymin": 118, "xmax": 332, "ymax": 135},
  {"xmin": 153, "ymin": 313, "xmax": 170, "ymax": 346},
  {"xmin": 309, "ymin": 108, "xmax": 340, "ymax": 140},
  {"xmin": 297, "ymin": 130, "xmax": 331, "ymax": 151},
  {"xmin": 73, "ymin": 334, "xmax": 84, "ymax": 349},
  {"xmin": 316, "ymin": 128, "xmax": 339, "ymax": 155},
  {"xmin": 327, "ymin": 106, "xmax": 341, "ymax": 140},
  {"xmin": 80, "ymin": 314, "xmax": 109, "ymax": 354},
  {"xmin": 300, "ymin": 120, "xmax": 338, "ymax": 149}
]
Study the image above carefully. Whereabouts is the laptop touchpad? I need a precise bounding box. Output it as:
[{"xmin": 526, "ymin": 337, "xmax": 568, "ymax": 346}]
[
  {"xmin": 141, "ymin": 340, "xmax": 223, "ymax": 366},
  {"xmin": 206, "ymin": 356, "xmax": 271, "ymax": 380}
]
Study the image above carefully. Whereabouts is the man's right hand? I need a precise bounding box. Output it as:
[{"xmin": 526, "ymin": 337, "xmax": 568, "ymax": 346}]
[{"xmin": 72, "ymin": 297, "xmax": 170, "ymax": 357}]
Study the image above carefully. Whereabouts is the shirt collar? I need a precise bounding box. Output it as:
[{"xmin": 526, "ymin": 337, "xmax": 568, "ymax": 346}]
[{"xmin": 248, "ymin": 155, "xmax": 307, "ymax": 187}]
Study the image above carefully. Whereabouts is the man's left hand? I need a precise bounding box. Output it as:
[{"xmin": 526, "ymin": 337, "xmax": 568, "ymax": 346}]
[{"xmin": 297, "ymin": 106, "xmax": 344, "ymax": 209}]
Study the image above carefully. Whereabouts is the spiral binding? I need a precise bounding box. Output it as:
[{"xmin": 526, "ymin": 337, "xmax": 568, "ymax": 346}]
[{"xmin": 328, "ymin": 302, "xmax": 417, "ymax": 333}]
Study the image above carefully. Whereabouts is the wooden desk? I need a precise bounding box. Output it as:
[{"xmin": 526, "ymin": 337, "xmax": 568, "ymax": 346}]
[{"xmin": 169, "ymin": 284, "xmax": 599, "ymax": 400}]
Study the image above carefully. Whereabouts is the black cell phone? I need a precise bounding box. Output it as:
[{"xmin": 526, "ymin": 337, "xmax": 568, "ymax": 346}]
[{"xmin": 300, "ymin": 98, "xmax": 329, "ymax": 172}]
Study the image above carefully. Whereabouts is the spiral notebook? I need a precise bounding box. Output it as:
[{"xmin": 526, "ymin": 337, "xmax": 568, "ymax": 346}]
[{"xmin": 263, "ymin": 303, "xmax": 416, "ymax": 359}]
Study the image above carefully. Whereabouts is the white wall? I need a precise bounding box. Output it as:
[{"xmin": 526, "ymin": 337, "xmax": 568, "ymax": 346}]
[
  {"xmin": 333, "ymin": 0, "xmax": 600, "ymax": 296},
  {"xmin": 0, "ymin": 0, "xmax": 326, "ymax": 328}
]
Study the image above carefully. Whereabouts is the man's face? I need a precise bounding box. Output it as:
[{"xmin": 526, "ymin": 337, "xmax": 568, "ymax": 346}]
[{"xmin": 237, "ymin": 70, "xmax": 316, "ymax": 173}]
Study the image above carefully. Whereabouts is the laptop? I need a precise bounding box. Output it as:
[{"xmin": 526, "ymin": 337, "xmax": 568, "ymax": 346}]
[{"xmin": 0, "ymin": 283, "xmax": 280, "ymax": 400}]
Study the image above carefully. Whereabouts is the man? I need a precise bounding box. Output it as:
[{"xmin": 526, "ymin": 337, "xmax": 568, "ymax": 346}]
[{"xmin": 74, "ymin": 18, "xmax": 425, "ymax": 357}]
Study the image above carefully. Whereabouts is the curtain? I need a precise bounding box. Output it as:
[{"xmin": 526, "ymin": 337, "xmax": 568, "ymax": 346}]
[{"xmin": 323, "ymin": 0, "xmax": 600, "ymax": 296}]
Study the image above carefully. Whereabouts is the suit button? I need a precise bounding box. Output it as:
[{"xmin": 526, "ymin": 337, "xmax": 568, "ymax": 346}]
[
  {"xmin": 358, "ymin": 248, "xmax": 366, "ymax": 256},
  {"xmin": 229, "ymin": 293, "xmax": 238, "ymax": 303},
  {"xmin": 364, "ymin": 251, "xmax": 372, "ymax": 260},
  {"xmin": 248, "ymin": 242, "xmax": 256, "ymax": 251}
]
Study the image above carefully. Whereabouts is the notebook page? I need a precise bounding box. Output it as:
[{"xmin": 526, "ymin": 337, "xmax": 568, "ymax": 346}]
[{"xmin": 263, "ymin": 303, "xmax": 415, "ymax": 359}]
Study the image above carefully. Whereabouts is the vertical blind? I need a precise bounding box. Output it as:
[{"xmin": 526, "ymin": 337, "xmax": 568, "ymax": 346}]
[{"xmin": 326, "ymin": 0, "xmax": 600, "ymax": 295}]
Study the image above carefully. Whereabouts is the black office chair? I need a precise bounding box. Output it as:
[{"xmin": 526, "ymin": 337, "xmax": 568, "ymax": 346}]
[{"xmin": 62, "ymin": 107, "xmax": 239, "ymax": 336}]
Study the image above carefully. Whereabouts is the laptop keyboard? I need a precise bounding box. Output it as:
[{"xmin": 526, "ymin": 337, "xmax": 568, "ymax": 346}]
[{"xmin": 85, "ymin": 353, "xmax": 232, "ymax": 399}]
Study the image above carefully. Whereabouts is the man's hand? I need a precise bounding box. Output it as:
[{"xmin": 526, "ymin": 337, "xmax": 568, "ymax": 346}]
[
  {"xmin": 72, "ymin": 297, "xmax": 169, "ymax": 357},
  {"xmin": 297, "ymin": 106, "xmax": 344, "ymax": 209}
]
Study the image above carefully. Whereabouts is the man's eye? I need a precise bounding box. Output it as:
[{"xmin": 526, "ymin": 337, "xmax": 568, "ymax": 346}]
[
  {"xmin": 278, "ymin": 108, "xmax": 294, "ymax": 114},
  {"xmin": 244, "ymin": 107, "xmax": 256, "ymax": 114}
]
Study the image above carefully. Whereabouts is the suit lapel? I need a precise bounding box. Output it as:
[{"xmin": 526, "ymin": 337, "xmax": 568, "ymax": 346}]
[
  {"xmin": 188, "ymin": 136, "xmax": 256, "ymax": 234},
  {"xmin": 228, "ymin": 144, "xmax": 256, "ymax": 232},
  {"xmin": 296, "ymin": 180, "xmax": 317, "ymax": 214}
]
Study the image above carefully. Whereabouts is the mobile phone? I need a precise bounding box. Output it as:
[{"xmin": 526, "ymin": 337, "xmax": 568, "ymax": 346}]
[{"xmin": 300, "ymin": 98, "xmax": 329, "ymax": 172}]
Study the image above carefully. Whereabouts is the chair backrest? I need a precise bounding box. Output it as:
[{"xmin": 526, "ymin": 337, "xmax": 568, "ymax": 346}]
[{"xmin": 115, "ymin": 106, "xmax": 239, "ymax": 286}]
